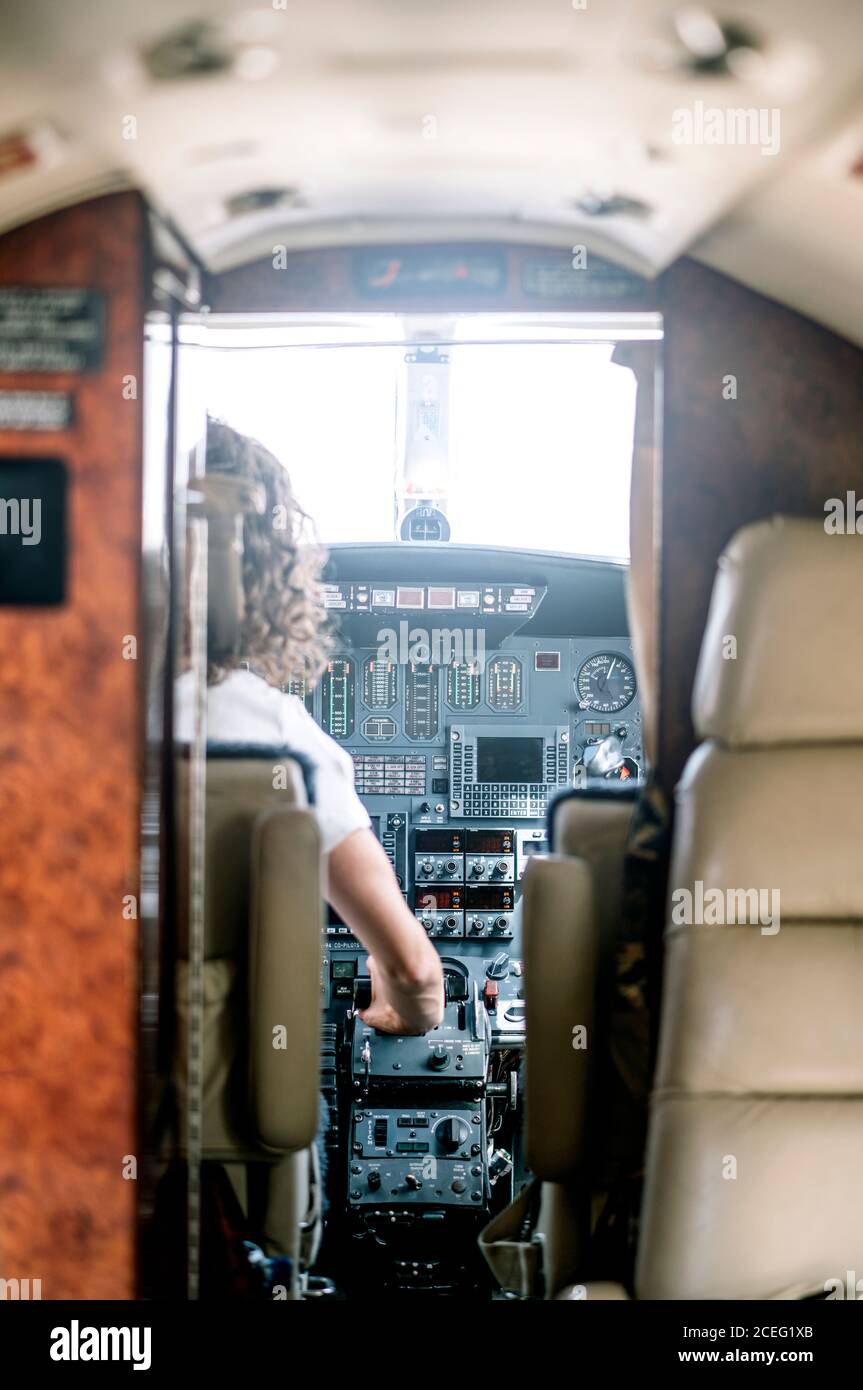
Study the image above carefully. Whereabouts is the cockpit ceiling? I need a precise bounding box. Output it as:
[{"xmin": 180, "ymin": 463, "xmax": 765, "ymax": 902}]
[{"xmin": 1, "ymin": 0, "xmax": 861, "ymax": 342}]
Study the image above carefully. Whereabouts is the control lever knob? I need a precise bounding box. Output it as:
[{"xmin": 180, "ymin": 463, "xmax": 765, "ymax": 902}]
[
  {"xmin": 420, "ymin": 917, "xmax": 434, "ymax": 933},
  {"xmin": 444, "ymin": 860, "xmax": 458, "ymax": 875},
  {"xmin": 487, "ymin": 952, "xmax": 510, "ymax": 979},
  {"xmin": 436, "ymin": 1117, "xmax": 470, "ymax": 1153},
  {"xmin": 494, "ymin": 861, "xmax": 509, "ymax": 876},
  {"xmin": 443, "ymin": 916, "xmax": 458, "ymax": 933},
  {"xmin": 492, "ymin": 917, "xmax": 508, "ymax": 932},
  {"xmin": 421, "ymin": 860, "xmax": 434, "ymax": 875},
  {"xmin": 429, "ymin": 1044, "xmax": 450, "ymax": 1071},
  {"xmin": 469, "ymin": 918, "xmax": 483, "ymax": 934},
  {"xmin": 471, "ymin": 861, "xmax": 486, "ymax": 876},
  {"xmin": 405, "ymin": 1173, "xmax": 422, "ymax": 1191},
  {"xmin": 367, "ymin": 1171, "xmax": 381, "ymax": 1191}
]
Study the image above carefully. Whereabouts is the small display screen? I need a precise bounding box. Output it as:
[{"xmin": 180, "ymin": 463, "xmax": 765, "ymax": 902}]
[
  {"xmin": 584, "ymin": 722, "xmax": 612, "ymax": 736},
  {"xmin": 427, "ymin": 586, "xmax": 456, "ymax": 609},
  {"xmin": 331, "ymin": 960, "xmax": 357, "ymax": 979},
  {"xmin": 521, "ymin": 840, "xmax": 545, "ymax": 857},
  {"xmin": 415, "ymin": 828, "xmax": 463, "ymax": 852},
  {"xmin": 466, "ymin": 829, "xmax": 512, "ymax": 853},
  {"xmin": 476, "ymin": 736, "xmax": 543, "ymax": 784},
  {"xmin": 396, "ymin": 586, "xmax": 424, "ymax": 608},
  {"xmin": 534, "ymin": 651, "xmax": 561, "ymax": 671},
  {"xmin": 466, "ymin": 885, "xmax": 514, "ymax": 910},
  {"xmin": 414, "ymin": 886, "xmax": 462, "ymax": 910},
  {"xmin": 396, "ymin": 1142, "xmax": 430, "ymax": 1154}
]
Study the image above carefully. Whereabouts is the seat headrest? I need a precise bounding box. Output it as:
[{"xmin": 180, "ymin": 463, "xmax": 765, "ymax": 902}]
[
  {"xmin": 693, "ymin": 516, "xmax": 863, "ymax": 747},
  {"xmin": 187, "ymin": 473, "xmax": 266, "ymax": 660}
]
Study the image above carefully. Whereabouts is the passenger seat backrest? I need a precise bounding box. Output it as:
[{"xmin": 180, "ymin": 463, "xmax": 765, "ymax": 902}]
[
  {"xmin": 637, "ymin": 517, "xmax": 863, "ymax": 1300},
  {"xmin": 176, "ymin": 751, "xmax": 323, "ymax": 1159}
]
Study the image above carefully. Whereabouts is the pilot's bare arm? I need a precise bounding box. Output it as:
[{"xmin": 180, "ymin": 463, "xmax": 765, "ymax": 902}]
[{"xmin": 327, "ymin": 828, "xmax": 445, "ymax": 1033}]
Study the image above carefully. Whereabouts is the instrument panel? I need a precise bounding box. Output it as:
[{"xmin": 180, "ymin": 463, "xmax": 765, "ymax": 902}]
[
  {"xmin": 311, "ymin": 603, "xmax": 643, "ymax": 951},
  {"xmin": 315, "ymin": 636, "xmax": 642, "ymax": 785},
  {"xmin": 313, "ymin": 571, "xmax": 641, "ymax": 1283}
]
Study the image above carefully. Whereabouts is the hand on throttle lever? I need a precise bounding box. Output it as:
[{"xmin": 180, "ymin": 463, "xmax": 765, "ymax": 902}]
[{"xmin": 358, "ymin": 955, "xmax": 430, "ymax": 1036}]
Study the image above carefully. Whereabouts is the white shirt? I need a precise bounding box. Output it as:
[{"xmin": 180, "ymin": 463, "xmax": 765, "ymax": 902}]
[{"xmin": 174, "ymin": 668, "xmax": 370, "ymax": 856}]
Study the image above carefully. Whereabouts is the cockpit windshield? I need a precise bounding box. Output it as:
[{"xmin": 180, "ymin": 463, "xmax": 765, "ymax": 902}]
[{"xmin": 184, "ymin": 313, "xmax": 661, "ymax": 560}]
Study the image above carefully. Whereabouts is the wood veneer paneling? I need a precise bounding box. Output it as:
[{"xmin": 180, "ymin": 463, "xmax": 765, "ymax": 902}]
[
  {"xmin": 0, "ymin": 192, "xmax": 146, "ymax": 1298},
  {"xmin": 656, "ymin": 258, "xmax": 863, "ymax": 787}
]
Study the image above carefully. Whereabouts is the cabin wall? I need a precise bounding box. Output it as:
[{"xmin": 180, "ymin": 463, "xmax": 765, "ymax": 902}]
[
  {"xmin": 657, "ymin": 258, "xmax": 863, "ymax": 786},
  {"xmin": 0, "ymin": 192, "xmax": 147, "ymax": 1298}
]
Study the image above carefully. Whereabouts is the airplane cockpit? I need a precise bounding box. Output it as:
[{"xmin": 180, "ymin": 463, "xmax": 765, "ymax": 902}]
[
  {"xmin": 169, "ymin": 308, "xmax": 653, "ymax": 1299},
  {"xmin": 1, "ymin": 0, "xmax": 862, "ymax": 1359}
]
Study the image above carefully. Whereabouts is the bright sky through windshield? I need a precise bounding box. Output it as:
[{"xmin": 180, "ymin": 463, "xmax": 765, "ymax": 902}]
[{"xmin": 192, "ymin": 335, "xmax": 638, "ymax": 559}]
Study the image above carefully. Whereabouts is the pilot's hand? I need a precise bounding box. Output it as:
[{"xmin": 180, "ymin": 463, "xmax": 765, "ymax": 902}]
[{"xmin": 358, "ymin": 955, "xmax": 428, "ymax": 1036}]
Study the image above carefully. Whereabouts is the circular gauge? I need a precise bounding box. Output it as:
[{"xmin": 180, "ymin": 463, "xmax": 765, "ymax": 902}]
[
  {"xmin": 400, "ymin": 505, "xmax": 451, "ymax": 542},
  {"xmin": 575, "ymin": 652, "xmax": 636, "ymax": 714}
]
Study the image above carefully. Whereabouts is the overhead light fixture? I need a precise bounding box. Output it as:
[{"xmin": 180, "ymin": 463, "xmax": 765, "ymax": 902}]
[
  {"xmin": 225, "ymin": 187, "xmax": 305, "ymax": 218},
  {"xmin": 640, "ymin": 8, "xmax": 763, "ymax": 77},
  {"xmin": 574, "ymin": 191, "xmax": 651, "ymax": 219},
  {"xmin": 673, "ymin": 7, "xmax": 729, "ymax": 63},
  {"xmin": 142, "ymin": 22, "xmax": 236, "ymax": 80}
]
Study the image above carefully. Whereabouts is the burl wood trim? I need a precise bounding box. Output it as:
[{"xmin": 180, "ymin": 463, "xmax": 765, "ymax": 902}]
[
  {"xmin": 0, "ymin": 192, "xmax": 147, "ymax": 1298},
  {"xmin": 657, "ymin": 258, "xmax": 863, "ymax": 787}
]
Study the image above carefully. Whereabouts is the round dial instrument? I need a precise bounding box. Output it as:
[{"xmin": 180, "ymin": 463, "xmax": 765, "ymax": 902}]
[{"xmin": 575, "ymin": 652, "xmax": 636, "ymax": 714}]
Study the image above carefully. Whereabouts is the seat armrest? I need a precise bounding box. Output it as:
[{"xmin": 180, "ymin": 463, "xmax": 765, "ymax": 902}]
[
  {"xmin": 523, "ymin": 855, "xmax": 599, "ymax": 1181},
  {"xmin": 249, "ymin": 806, "xmax": 323, "ymax": 1153}
]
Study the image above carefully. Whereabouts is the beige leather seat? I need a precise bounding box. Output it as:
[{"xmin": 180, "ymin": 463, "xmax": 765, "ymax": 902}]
[
  {"xmin": 635, "ymin": 516, "xmax": 863, "ymax": 1300},
  {"xmin": 176, "ymin": 754, "xmax": 324, "ymax": 1292},
  {"xmin": 477, "ymin": 849, "xmax": 602, "ymax": 1295},
  {"xmin": 480, "ymin": 387, "xmax": 658, "ymax": 1297},
  {"xmin": 174, "ymin": 470, "xmax": 326, "ymax": 1297},
  {"xmin": 561, "ymin": 515, "xmax": 863, "ymax": 1300},
  {"xmin": 478, "ymin": 789, "xmax": 638, "ymax": 1296}
]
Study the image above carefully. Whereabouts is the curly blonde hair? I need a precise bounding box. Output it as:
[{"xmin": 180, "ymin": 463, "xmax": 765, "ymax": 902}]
[{"xmin": 205, "ymin": 417, "xmax": 332, "ymax": 689}]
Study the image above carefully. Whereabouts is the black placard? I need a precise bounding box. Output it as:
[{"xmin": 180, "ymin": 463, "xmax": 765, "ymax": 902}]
[
  {"xmin": 0, "ymin": 456, "xmax": 67, "ymax": 604},
  {"xmin": 0, "ymin": 287, "xmax": 105, "ymax": 371}
]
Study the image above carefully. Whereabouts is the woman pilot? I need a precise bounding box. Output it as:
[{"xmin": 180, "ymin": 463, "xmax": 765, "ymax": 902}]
[{"xmin": 176, "ymin": 417, "xmax": 444, "ymax": 1036}]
